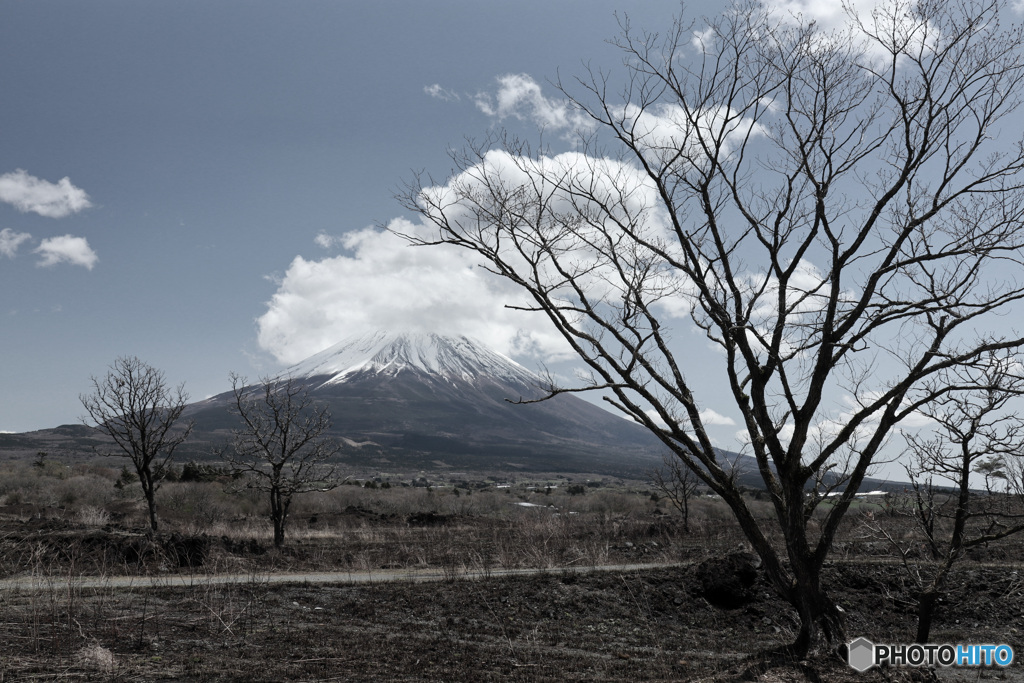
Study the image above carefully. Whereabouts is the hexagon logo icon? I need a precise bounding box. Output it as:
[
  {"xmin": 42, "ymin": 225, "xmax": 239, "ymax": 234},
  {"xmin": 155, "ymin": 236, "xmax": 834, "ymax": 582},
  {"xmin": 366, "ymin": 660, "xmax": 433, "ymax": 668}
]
[{"xmin": 848, "ymin": 637, "xmax": 875, "ymax": 672}]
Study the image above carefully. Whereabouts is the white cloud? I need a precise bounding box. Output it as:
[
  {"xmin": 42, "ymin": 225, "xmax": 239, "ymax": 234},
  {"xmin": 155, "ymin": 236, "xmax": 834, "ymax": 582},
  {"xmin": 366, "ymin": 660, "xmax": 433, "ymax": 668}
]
[
  {"xmin": 700, "ymin": 409, "xmax": 736, "ymax": 426},
  {"xmin": 614, "ymin": 102, "xmax": 766, "ymax": 172},
  {"xmin": 643, "ymin": 406, "xmax": 736, "ymax": 431},
  {"xmin": 34, "ymin": 235, "xmax": 98, "ymax": 269},
  {"xmin": 767, "ymin": 0, "xmax": 854, "ymax": 28},
  {"xmin": 761, "ymin": 0, "xmax": 943, "ymax": 65},
  {"xmin": 314, "ymin": 232, "xmax": 342, "ymax": 249},
  {"xmin": 417, "ymin": 148, "xmax": 700, "ymax": 316},
  {"xmin": 474, "ymin": 74, "xmax": 594, "ymax": 134},
  {"xmin": 0, "ymin": 170, "xmax": 92, "ymax": 218},
  {"xmin": 256, "ymin": 223, "xmax": 572, "ymax": 365},
  {"xmin": 0, "ymin": 228, "xmax": 31, "ymax": 258},
  {"xmin": 424, "ymin": 83, "xmax": 460, "ymax": 102},
  {"xmin": 691, "ymin": 27, "xmax": 717, "ymax": 52},
  {"xmin": 257, "ymin": 147, "xmax": 707, "ymax": 368}
]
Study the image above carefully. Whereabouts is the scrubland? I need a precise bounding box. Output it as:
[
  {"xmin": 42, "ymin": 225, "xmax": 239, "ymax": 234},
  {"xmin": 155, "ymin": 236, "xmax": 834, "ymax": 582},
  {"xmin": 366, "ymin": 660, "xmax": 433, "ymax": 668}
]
[{"xmin": 0, "ymin": 457, "xmax": 1021, "ymax": 681}]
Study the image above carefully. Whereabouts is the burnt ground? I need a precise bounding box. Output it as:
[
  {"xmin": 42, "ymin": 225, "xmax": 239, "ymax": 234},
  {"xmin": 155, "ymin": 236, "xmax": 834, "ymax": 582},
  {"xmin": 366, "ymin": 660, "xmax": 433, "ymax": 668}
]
[
  {"xmin": 0, "ymin": 507, "xmax": 1022, "ymax": 681},
  {"xmin": 0, "ymin": 557, "xmax": 1022, "ymax": 681}
]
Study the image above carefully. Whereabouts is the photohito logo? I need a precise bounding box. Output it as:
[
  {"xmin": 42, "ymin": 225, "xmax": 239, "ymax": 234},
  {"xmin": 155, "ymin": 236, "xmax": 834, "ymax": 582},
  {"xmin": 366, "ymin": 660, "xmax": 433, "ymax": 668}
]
[{"xmin": 848, "ymin": 637, "xmax": 1014, "ymax": 672}]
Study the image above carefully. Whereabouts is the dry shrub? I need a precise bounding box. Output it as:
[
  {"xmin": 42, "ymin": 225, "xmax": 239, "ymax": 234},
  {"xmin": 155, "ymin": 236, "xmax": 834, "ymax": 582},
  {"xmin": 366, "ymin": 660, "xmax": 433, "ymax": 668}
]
[
  {"xmin": 0, "ymin": 461, "xmax": 119, "ymax": 511},
  {"xmin": 159, "ymin": 481, "xmax": 237, "ymax": 532},
  {"xmin": 0, "ymin": 463, "xmax": 46, "ymax": 503},
  {"xmin": 290, "ymin": 489, "xmax": 338, "ymax": 515},
  {"xmin": 76, "ymin": 505, "xmax": 110, "ymax": 528},
  {"xmin": 51, "ymin": 474, "xmax": 119, "ymax": 509},
  {"xmin": 76, "ymin": 643, "xmax": 116, "ymax": 672}
]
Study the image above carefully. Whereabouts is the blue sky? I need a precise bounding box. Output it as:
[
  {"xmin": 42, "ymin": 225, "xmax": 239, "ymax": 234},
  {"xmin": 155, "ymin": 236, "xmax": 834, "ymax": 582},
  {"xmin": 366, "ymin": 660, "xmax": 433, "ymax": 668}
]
[
  {"xmin": 6, "ymin": 0, "xmax": 1022, "ymax": 491},
  {"xmin": 0, "ymin": 0, "xmax": 690, "ymax": 432}
]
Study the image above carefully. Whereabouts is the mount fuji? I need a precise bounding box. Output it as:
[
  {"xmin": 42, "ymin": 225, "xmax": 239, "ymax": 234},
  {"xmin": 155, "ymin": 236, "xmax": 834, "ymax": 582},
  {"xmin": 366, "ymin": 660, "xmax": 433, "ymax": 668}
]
[
  {"xmin": 0, "ymin": 330, "xmax": 900, "ymax": 486},
  {"xmin": 182, "ymin": 331, "xmax": 666, "ymax": 475}
]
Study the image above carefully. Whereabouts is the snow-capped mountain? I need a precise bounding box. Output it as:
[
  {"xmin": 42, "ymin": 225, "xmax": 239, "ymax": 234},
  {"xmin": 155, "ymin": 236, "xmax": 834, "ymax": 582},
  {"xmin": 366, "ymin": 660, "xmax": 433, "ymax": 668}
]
[
  {"xmin": 285, "ymin": 331, "xmax": 540, "ymax": 389},
  {"xmin": 180, "ymin": 330, "xmax": 666, "ymax": 475},
  {"xmin": 0, "ymin": 330, "xmax": 769, "ymax": 483}
]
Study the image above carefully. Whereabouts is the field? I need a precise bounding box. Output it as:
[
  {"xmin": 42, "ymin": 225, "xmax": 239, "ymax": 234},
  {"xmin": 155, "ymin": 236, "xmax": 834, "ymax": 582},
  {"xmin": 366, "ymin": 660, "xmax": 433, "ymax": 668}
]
[{"xmin": 0, "ymin": 458, "xmax": 1022, "ymax": 681}]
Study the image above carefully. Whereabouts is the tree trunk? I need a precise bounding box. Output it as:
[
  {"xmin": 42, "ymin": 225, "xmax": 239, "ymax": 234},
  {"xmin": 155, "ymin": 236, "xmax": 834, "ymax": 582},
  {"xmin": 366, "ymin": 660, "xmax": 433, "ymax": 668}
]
[
  {"xmin": 271, "ymin": 498, "xmax": 284, "ymax": 548},
  {"xmin": 915, "ymin": 555, "xmax": 957, "ymax": 643},
  {"xmin": 916, "ymin": 589, "xmax": 939, "ymax": 643},
  {"xmin": 142, "ymin": 476, "xmax": 159, "ymax": 534},
  {"xmin": 270, "ymin": 486, "xmax": 289, "ymax": 548},
  {"xmin": 790, "ymin": 579, "xmax": 846, "ymax": 657},
  {"xmin": 682, "ymin": 491, "xmax": 690, "ymax": 534},
  {"xmin": 273, "ymin": 518, "xmax": 285, "ymax": 548},
  {"xmin": 146, "ymin": 501, "xmax": 159, "ymax": 534},
  {"xmin": 720, "ymin": 489, "xmax": 846, "ymax": 656}
]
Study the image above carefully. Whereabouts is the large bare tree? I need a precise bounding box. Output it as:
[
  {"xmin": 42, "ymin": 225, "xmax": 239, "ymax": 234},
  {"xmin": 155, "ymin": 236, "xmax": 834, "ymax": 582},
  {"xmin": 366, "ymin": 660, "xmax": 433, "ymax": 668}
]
[
  {"xmin": 80, "ymin": 356, "xmax": 193, "ymax": 534},
  {"xmin": 225, "ymin": 374, "xmax": 342, "ymax": 548},
  {"xmin": 401, "ymin": 0, "xmax": 1024, "ymax": 655}
]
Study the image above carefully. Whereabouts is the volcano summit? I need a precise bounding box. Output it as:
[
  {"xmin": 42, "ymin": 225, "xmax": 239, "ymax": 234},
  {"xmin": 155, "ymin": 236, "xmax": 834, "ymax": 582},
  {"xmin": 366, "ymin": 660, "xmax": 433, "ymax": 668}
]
[{"xmin": 287, "ymin": 330, "xmax": 542, "ymax": 388}]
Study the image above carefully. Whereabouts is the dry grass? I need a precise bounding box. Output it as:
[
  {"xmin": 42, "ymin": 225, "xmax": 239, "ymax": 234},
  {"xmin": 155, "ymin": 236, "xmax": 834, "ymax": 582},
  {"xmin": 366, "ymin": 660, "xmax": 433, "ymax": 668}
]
[
  {"xmin": 0, "ymin": 460, "xmax": 735, "ymax": 581},
  {"xmin": 1, "ymin": 458, "xmax": 1023, "ymax": 680}
]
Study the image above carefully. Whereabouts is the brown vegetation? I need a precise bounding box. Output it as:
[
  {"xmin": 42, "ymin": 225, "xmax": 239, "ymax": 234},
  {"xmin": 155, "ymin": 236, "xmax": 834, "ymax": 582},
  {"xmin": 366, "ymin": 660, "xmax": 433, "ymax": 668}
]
[{"xmin": 0, "ymin": 458, "xmax": 1021, "ymax": 680}]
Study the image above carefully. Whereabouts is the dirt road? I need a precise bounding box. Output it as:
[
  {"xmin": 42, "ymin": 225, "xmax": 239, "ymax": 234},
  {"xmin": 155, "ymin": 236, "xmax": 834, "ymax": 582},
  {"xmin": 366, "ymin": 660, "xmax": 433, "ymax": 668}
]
[{"xmin": 0, "ymin": 561, "xmax": 683, "ymax": 591}]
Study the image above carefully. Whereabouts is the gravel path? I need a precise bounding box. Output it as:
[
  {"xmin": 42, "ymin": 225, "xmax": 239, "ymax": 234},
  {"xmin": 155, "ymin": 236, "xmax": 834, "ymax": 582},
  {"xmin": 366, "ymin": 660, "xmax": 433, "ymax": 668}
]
[{"xmin": 0, "ymin": 561, "xmax": 684, "ymax": 591}]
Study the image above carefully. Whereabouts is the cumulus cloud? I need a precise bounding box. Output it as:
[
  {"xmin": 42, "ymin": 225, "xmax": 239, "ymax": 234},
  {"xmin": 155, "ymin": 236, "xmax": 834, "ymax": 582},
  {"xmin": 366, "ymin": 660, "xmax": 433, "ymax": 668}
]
[
  {"xmin": 763, "ymin": 0, "xmax": 944, "ymax": 64},
  {"xmin": 258, "ymin": 148, "xmax": 699, "ymax": 367},
  {"xmin": 424, "ymin": 83, "xmax": 460, "ymax": 102},
  {"xmin": 34, "ymin": 235, "xmax": 98, "ymax": 269},
  {"xmin": 256, "ymin": 223, "xmax": 572, "ymax": 365},
  {"xmin": 417, "ymin": 149, "xmax": 704, "ymax": 324},
  {"xmin": 0, "ymin": 170, "xmax": 92, "ymax": 218},
  {"xmin": 254, "ymin": 142, "xmax": 837, "ymax": 384},
  {"xmin": 474, "ymin": 74, "xmax": 594, "ymax": 134},
  {"xmin": 615, "ymin": 103, "xmax": 766, "ymax": 172},
  {"xmin": 0, "ymin": 228, "xmax": 31, "ymax": 258}
]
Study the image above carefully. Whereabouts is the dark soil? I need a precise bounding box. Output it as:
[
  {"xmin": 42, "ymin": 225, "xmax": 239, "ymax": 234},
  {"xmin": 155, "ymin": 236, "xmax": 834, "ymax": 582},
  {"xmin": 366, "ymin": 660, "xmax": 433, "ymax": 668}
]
[
  {"xmin": 0, "ymin": 559, "xmax": 1021, "ymax": 681},
  {"xmin": 0, "ymin": 509, "xmax": 1022, "ymax": 680}
]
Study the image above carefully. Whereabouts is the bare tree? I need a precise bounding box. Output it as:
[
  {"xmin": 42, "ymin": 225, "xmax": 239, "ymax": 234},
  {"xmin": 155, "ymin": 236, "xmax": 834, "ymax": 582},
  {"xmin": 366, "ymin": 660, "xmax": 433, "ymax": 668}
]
[
  {"xmin": 651, "ymin": 453, "xmax": 702, "ymax": 533},
  {"xmin": 225, "ymin": 373, "xmax": 342, "ymax": 548},
  {"xmin": 870, "ymin": 356, "xmax": 1024, "ymax": 643},
  {"xmin": 80, "ymin": 356, "xmax": 193, "ymax": 534},
  {"xmin": 401, "ymin": 0, "xmax": 1024, "ymax": 655}
]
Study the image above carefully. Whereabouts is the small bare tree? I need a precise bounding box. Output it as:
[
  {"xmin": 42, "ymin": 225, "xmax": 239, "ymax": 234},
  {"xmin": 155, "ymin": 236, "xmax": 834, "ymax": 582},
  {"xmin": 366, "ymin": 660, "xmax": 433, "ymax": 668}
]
[
  {"xmin": 80, "ymin": 356, "xmax": 193, "ymax": 534},
  {"xmin": 871, "ymin": 356, "xmax": 1024, "ymax": 643},
  {"xmin": 651, "ymin": 453, "xmax": 702, "ymax": 532},
  {"xmin": 225, "ymin": 373, "xmax": 342, "ymax": 548}
]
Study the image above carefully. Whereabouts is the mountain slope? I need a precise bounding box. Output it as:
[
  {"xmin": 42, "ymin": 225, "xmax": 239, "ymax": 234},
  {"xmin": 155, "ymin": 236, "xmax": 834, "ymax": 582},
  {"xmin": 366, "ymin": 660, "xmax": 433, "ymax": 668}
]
[
  {"xmin": 182, "ymin": 331, "xmax": 667, "ymax": 476},
  {"xmin": 0, "ymin": 330, "xmax": 906, "ymax": 488}
]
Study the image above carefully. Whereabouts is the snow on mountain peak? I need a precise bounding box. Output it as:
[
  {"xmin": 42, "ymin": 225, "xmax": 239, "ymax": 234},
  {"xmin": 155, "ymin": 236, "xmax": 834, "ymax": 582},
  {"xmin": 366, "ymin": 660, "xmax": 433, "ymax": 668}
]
[{"xmin": 283, "ymin": 330, "xmax": 541, "ymax": 387}]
